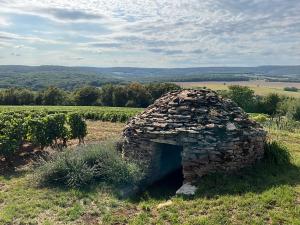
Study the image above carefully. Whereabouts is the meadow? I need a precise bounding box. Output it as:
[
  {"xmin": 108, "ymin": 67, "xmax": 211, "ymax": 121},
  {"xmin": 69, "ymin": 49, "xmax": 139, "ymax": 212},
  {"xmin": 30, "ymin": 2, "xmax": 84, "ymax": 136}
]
[
  {"xmin": 0, "ymin": 117, "xmax": 300, "ymax": 224},
  {"xmin": 176, "ymin": 80, "xmax": 300, "ymax": 98}
]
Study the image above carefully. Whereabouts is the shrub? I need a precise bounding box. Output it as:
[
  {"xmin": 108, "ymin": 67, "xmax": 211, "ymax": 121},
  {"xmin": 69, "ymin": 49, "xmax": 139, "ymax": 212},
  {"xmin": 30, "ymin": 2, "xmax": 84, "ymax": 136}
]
[
  {"xmin": 34, "ymin": 141, "xmax": 142, "ymax": 188},
  {"xmin": 45, "ymin": 114, "xmax": 68, "ymax": 146},
  {"xmin": 252, "ymin": 114, "xmax": 268, "ymax": 123},
  {"xmin": 286, "ymin": 100, "xmax": 300, "ymax": 121},
  {"xmin": 284, "ymin": 87, "xmax": 298, "ymax": 92},
  {"xmin": 227, "ymin": 85, "xmax": 256, "ymax": 112},
  {"xmin": 263, "ymin": 141, "xmax": 291, "ymax": 166},
  {"xmin": 0, "ymin": 115, "xmax": 24, "ymax": 161},
  {"xmin": 26, "ymin": 117, "xmax": 50, "ymax": 149},
  {"xmin": 277, "ymin": 98, "xmax": 300, "ymax": 121},
  {"xmin": 67, "ymin": 113, "xmax": 87, "ymax": 144},
  {"xmin": 27, "ymin": 113, "xmax": 68, "ymax": 149},
  {"xmin": 259, "ymin": 93, "xmax": 281, "ymax": 115}
]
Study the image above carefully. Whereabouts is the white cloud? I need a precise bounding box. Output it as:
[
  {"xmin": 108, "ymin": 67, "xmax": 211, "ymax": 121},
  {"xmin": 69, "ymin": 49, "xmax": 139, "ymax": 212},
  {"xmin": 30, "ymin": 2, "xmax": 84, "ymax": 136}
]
[
  {"xmin": 0, "ymin": 31, "xmax": 66, "ymax": 44},
  {"xmin": 0, "ymin": 16, "xmax": 10, "ymax": 27},
  {"xmin": 0, "ymin": 0, "xmax": 299, "ymax": 66}
]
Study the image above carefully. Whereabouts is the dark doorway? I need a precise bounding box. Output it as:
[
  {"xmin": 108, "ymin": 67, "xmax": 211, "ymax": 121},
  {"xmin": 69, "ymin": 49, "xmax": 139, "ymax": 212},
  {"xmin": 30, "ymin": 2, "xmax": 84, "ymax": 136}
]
[
  {"xmin": 158, "ymin": 143, "xmax": 183, "ymax": 179},
  {"xmin": 144, "ymin": 143, "xmax": 184, "ymax": 197}
]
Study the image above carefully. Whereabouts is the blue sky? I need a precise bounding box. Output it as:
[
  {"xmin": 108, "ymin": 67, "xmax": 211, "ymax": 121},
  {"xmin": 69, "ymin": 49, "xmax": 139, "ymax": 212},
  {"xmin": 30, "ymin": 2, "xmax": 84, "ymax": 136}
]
[{"xmin": 0, "ymin": 0, "xmax": 299, "ymax": 67}]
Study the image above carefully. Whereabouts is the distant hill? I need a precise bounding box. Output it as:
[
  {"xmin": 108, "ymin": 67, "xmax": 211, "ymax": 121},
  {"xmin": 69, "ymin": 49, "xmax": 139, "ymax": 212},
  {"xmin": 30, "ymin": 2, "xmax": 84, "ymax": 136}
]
[{"xmin": 0, "ymin": 65, "xmax": 299, "ymax": 90}]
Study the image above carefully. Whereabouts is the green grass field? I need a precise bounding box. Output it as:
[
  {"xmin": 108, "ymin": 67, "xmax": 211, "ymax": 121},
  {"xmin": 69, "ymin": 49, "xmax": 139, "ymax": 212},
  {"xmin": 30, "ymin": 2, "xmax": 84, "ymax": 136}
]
[
  {"xmin": 176, "ymin": 80, "xmax": 300, "ymax": 98},
  {"xmin": 0, "ymin": 120, "xmax": 300, "ymax": 224}
]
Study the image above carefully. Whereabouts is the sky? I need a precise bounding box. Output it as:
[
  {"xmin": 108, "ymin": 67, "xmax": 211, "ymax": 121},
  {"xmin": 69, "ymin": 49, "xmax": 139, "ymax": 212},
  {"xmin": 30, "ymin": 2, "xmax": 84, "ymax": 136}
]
[{"xmin": 0, "ymin": 0, "xmax": 299, "ymax": 67}]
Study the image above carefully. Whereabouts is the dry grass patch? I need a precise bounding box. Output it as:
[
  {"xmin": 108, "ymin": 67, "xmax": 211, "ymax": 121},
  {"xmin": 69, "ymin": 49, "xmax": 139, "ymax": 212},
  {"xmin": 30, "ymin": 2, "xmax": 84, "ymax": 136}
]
[{"xmin": 85, "ymin": 121, "xmax": 124, "ymax": 143}]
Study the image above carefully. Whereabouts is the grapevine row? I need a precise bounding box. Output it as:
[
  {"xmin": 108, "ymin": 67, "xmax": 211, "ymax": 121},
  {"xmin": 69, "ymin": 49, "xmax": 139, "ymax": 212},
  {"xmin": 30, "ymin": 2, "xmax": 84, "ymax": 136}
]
[{"xmin": 0, "ymin": 112, "xmax": 87, "ymax": 161}]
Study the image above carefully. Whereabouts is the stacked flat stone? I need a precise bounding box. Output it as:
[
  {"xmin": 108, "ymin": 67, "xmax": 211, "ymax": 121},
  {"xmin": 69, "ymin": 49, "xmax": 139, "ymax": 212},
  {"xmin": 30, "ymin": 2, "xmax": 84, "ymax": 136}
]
[{"xmin": 122, "ymin": 89, "xmax": 266, "ymax": 183}]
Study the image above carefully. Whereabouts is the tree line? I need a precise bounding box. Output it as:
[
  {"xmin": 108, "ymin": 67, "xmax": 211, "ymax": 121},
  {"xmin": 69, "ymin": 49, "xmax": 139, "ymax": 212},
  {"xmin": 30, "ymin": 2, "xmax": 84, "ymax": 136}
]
[
  {"xmin": 0, "ymin": 83, "xmax": 181, "ymax": 107},
  {"xmin": 221, "ymin": 85, "xmax": 300, "ymax": 120}
]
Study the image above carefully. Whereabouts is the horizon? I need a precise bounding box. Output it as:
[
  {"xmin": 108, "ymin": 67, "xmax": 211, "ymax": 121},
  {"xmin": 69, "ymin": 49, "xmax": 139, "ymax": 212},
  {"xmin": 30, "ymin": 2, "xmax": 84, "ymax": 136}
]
[
  {"xmin": 1, "ymin": 64, "xmax": 300, "ymax": 69},
  {"xmin": 0, "ymin": 1, "xmax": 300, "ymax": 67}
]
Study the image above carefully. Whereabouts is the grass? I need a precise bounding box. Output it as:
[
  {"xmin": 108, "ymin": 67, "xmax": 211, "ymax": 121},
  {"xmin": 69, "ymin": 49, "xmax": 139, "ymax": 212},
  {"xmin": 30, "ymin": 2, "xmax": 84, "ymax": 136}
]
[
  {"xmin": 176, "ymin": 80, "xmax": 300, "ymax": 98},
  {"xmin": 1, "ymin": 121, "xmax": 300, "ymax": 224}
]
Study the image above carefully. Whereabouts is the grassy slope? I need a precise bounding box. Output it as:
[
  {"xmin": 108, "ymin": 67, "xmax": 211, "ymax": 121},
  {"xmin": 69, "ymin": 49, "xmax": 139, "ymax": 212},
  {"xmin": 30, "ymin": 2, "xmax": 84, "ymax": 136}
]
[{"xmin": 0, "ymin": 123, "xmax": 300, "ymax": 224}]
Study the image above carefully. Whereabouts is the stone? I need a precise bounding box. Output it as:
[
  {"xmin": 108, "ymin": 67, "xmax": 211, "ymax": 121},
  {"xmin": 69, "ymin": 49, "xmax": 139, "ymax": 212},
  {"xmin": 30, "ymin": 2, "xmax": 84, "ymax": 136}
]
[
  {"xmin": 121, "ymin": 89, "xmax": 267, "ymax": 186},
  {"xmin": 176, "ymin": 183, "xmax": 197, "ymax": 195},
  {"xmin": 157, "ymin": 200, "xmax": 173, "ymax": 209},
  {"xmin": 226, "ymin": 122, "xmax": 237, "ymax": 131}
]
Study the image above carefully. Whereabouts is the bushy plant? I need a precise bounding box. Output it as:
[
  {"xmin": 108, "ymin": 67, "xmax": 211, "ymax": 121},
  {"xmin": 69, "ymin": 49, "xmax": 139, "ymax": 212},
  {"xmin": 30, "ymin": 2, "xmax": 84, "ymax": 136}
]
[
  {"xmin": 263, "ymin": 141, "xmax": 292, "ymax": 166},
  {"xmin": 251, "ymin": 114, "xmax": 268, "ymax": 123},
  {"xmin": 67, "ymin": 113, "xmax": 87, "ymax": 144},
  {"xmin": 277, "ymin": 98, "xmax": 300, "ymax": 121},
  {"xmin": 0, "ymin": 115, "xmax": 24, "ymax": 161},
  {"xmin": 33, "ymin": 141, "xmax": 142, "ymax": 188},
  {"xmin": 26, "ymin": 117, "xmax": 50, "ymax": 149},
  {"xmin": 259, "ymin": 93, "xmax": 281, "ymax": 115},
  {"xmin": 289, "ymin": 101, "xmax": 300, "ymax": 121},
  {"xmin": 45, "ymin": 114, "xmax": 68, "ymax": 146},
  {"xmin": 27, "ymin": 113, "xmax": 68, "ymax": 149},
  {"xmin": 283, "ymin": 87, "xmax": 298, "ymax": 92},
  {"xmin": 227, "ymin": 85, "xmax": 256, "ymax": 112}
]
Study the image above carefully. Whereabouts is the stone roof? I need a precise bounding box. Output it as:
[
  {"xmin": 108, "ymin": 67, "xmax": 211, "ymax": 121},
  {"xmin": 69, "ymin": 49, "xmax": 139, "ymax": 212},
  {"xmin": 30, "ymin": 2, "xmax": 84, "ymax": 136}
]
[
  {"xmin": 122, "ymin": 89, "xmax": 267, "ymax": 185},
  {"xmin": 124, "ymin": 89, "xmax": 262, "ymax": 136}
]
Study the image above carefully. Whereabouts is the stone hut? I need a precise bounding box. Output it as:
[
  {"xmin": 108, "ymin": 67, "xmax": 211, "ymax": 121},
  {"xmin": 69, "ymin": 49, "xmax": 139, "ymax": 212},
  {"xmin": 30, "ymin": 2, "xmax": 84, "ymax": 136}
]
[{"xmin": 122, "ymin": 89, "xmax": 266, "ymax": 186}]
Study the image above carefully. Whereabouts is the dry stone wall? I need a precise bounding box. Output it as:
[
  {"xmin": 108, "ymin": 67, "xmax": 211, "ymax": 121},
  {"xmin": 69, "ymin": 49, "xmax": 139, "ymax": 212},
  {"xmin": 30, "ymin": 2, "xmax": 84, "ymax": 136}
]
[{"xmin": 122, "ymin": 89, "xmax": 266, "ymax": 184}]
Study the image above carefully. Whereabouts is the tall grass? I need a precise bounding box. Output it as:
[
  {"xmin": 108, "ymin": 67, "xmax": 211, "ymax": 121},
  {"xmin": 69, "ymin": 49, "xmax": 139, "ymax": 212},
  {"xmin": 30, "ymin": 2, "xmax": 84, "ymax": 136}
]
[
  {"xmin": 263, "ymin": 140, "xmax": 292, "ymax": 166},
  {"xmin": 33, "ymin": 141, "xmax": 142, "ymax": 188}
]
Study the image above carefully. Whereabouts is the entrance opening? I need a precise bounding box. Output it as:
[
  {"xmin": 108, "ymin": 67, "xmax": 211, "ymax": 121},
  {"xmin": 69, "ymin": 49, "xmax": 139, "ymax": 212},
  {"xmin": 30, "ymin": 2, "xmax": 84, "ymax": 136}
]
[
  {"xmin": 145, "ymin": 143, "xmax": 184, "ymax": 197},
  {"xmin": 159, "ymin": 143, "xmax": 183, "ymax": 180}
]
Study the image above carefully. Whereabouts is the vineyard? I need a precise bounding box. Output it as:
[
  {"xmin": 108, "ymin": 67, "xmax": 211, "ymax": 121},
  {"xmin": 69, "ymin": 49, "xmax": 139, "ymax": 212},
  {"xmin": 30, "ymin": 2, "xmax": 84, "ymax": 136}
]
[
  {"xmin": 0, "ymin": 111, "xmax": 89, "ymax": 161},
  {"xmin": 0, "ymin": 106, "xmax": 143, "ymax": 122},
  {"xmin": 0, "ymin": 106, "xmax": 142, "ymax": 162}
]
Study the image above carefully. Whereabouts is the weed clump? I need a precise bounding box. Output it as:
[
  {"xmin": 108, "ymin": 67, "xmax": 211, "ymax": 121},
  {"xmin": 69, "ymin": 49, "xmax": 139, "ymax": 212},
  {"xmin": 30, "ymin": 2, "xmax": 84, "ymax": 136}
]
[
  {"xmin": 263, "ymin": 141, "xmax": 292, "ymax": 166},
  {"xmin": 33, "ymin": 141, "xmax": 142, "ymax": 188}
]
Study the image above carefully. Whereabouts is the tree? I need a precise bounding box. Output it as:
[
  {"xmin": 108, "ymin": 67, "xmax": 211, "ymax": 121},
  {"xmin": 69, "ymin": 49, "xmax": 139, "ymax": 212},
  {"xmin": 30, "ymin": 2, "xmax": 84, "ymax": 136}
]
[
  {"xmin": 100, "ymin": 84, "xmax": 114, "ymax": 106},
  {"xmin": 74, "ymin": 86, "xmax": 99, "ymax": 106},
  {"xmin": 146, "ymin": 83, "xmax": 181, "ymax": 101},
  {"xmin": 126, "ymin": 83, "xmax": 151, "ymax": 107},
  {"xmin": 112, "ymin": 86, "xmax": 128, "ymax": 107},
  {"xmin": 43, "ymin": 86, "xmax": 66, "ymax": 105},
  {"xmin": 261, "ymin": 93, "xmax": 281, "ymax": 115},
  {"xmin": 228, "ymin": 85, "xmax": 255, "ymax": 112},
  {"xmin": 16, "ymin": 88, "xmax": 35, "ymax": 105},
  {"xmin": 0, "ymin": 88, "xmax": 18, "ymax": 105}
]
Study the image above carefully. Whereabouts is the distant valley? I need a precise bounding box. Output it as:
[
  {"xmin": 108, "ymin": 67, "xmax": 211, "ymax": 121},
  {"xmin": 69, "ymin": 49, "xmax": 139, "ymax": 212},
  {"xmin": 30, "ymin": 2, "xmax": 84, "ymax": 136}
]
[{"xmin": 0, "ymin": 65, "xmax": 299, "ymax": 90}]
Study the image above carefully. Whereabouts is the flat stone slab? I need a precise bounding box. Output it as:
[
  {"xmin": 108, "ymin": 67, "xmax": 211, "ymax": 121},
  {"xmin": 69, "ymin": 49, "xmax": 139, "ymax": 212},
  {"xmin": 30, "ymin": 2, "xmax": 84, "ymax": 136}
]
[
  {"xmin": 176, "ymin": 183, "xmax": 197, "ymax": 195},
  {"xmin": 157, "ymin": 200, "xmax": 173, "ymax": 209}
]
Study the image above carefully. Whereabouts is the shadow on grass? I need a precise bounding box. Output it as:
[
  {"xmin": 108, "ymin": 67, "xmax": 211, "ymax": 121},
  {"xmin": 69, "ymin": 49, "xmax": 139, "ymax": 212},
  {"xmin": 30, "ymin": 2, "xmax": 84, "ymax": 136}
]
[
  {"xmin": 131, "ymin": 168, "xmax": 184, "ymax": 201},
  {"xmin": 132, "ymin": 141, "xmax": 300, "ymax": 201},
  {"xmin": 194, "ymin": 162, "xmax": 300, "ymax": 198},
  {"xmin": 0, "ymin": 143, "xmax": 48, "ymax": 180},
  {"xmin": 131, "ymin": 161, "xmax": 300, "ymax": 202}
]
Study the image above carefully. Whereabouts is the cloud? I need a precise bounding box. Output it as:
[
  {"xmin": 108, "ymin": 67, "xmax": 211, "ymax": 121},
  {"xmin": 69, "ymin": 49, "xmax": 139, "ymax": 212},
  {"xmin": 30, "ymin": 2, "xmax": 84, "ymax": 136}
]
[
  {"xmin": 39, "ymin": 7, "xmax": 103, "ymax": 21},
  {"xmin": 88, "ymin": 42, "xmax": 123, "ymax": 48},
  {"xmin": 0, "ymin": 31, "xmax": 66, "ymax": 44},
  {"xmin": 148, "ymin": 48, "xmax": 184, "ymax": 55},
  {"xmin": 0, "ymin": 0, "xmax": 299, "ymax": 66},
  {"xmin": 62, "ymin": 56, "xmax": 85, "ymax": 61},
  {"xmin": 11, "ymin": 52, "xmax": 21, "ymax": 56},
  {"xmin": 0, "ymin": 16, "xmax": 10, "ymax": 27}
]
